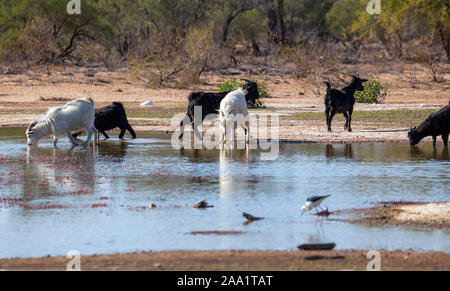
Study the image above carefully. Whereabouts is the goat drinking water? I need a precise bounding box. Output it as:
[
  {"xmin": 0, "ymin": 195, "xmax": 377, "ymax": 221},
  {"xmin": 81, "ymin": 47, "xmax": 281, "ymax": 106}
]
[
  {"xmin": 26, "ymin": 98, "xmax": 98, "ymax": 147},
  {"xmin": 408, "ymin": 102, "xmax": 450, "ymax": 147}
]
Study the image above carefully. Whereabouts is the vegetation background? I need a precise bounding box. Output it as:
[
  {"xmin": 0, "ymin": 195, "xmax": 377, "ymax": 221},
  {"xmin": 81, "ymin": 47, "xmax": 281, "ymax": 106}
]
[{"xmin": 0, "ymin": 0, "xmax": 448, "ymax": 87}]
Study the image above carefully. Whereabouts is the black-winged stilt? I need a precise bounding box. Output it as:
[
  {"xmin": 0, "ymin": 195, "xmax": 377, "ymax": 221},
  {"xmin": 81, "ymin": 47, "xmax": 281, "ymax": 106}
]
[{"xmin": 301, "ymin": 195, "xmax": 331, "ymax": 213}]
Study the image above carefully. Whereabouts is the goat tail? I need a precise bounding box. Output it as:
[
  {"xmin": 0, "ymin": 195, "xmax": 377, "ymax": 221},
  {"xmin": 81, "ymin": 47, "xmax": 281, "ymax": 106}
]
[{"xmin": 324, "ymin": 82, "xmax": 331, "ymax": 96}]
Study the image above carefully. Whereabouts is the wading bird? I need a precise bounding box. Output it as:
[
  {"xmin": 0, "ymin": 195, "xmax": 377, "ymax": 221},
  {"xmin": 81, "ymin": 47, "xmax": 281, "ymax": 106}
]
[{"xmin": 301, "ymin": 195, "xmax": 331, "ymax": 214}]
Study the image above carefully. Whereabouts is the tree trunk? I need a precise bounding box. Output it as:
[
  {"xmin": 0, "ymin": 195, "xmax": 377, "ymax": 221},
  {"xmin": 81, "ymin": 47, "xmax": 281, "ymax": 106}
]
[
  {"xmin": 277, "ymin": 0, "xmax": 286, "ymax": 45},
  {"xmin": 222, "ymin": 15, "xmax": 235, "ymax": 46},
  {"xmin": 437, "ymin": 21, "xmax": 450, "ymax": 62},
  {"xmin": 221, "ymin": 1, "xmax": 252, "ymax": 48}
]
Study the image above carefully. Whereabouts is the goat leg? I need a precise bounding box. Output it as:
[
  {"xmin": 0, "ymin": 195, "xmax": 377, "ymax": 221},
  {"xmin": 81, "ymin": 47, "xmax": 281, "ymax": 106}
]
[
  {"xmin": 442, "ymin": 133, "xmax": 449, "ymax": 147},
  {"xmin": 100, "ymin": 130, "xmax": 109, "ymax": 139},
  {"xmin": 343, "ymin": 112, "xmax": 349, "ymax": 130},
  {"xmin": 325, "ymin": 108, "xmax": 331, "ymax": 132},
  {"xmin": 126, "ymin": 123, "xmax": 137, "ymax": 139},
  {"xmin": 245, "ymin": 121, "xmax": 250, "ymax": 144},
  {"xmin": 94, "ymin": 127, "xmax": 99, "ymax": 145},
  {"xmin": 328, "ymin": 109, "xmax": 336, "ymax": 132},
  {"xmin": 85, "ymin": 128, "xmax": 93, "ymax": 147},
  {"xmin": 347, "ymin": 110, "xmax": 353, "ymax": 132},
  {"xmin": 178, "ymin": 119, "xmax": 186, "ymax": 140},
  {"xmin": 119, "ymin": 129, "xmax": 126, "ymax": 139},
  {"xmin": 67, "ymin": 131, "xmax": 79, "ymax": 147},
  {"xmin": 72, "ymin": 131, "xmax": 83, "ymax": 139},
  {"xmin": 433, "ymin": 136, "xmax": 437, "ymax": 147},
  {"xmin": 192, "ymin": 122, "xmax": 202, "ymax": 140}
]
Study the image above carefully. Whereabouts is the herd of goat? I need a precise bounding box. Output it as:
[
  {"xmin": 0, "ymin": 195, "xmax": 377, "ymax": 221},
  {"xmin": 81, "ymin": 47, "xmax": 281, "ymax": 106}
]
[{"xmin": 25, "ymin": 77, "xmax": 450, "ymax": 147}]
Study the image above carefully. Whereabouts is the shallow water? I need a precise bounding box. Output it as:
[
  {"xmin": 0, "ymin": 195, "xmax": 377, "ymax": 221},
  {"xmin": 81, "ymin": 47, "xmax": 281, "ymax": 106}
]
[{"xmin": 0, "ymin": 127, "xmax": 449, "ymax": 258}]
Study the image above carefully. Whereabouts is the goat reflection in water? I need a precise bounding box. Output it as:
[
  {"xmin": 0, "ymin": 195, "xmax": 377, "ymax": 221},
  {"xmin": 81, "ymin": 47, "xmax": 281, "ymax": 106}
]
[
  {"xmin": 325, "ymin": 144, "xmax": 354, "ymax": 159},
  {"xmin": 409, "ymin": 146, "xmax": 449, "ymax": 161},
  {"xmin": 219, "ymin": 147, "xmax": 251, "ymax": 198},
  {"xmin": 24, "ymin": 146, "xmax": 97, "ymax": 197}
]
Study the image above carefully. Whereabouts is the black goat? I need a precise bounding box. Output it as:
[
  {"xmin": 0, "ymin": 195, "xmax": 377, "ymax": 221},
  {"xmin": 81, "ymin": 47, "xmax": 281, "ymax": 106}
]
[
  {"xmin": 408, "ymin": 102, "xmax": 450, "ymax": 147},
  {"xmin": 324, "ymin": 76, "xmax": 368, "ymax": 132},
  {"xmin": 73, "ymin": 102, "xmax": 136, "ymax": 140},
  {"xmin": 178, "ymin": 79, "xmax": 260, "ymax": 140}
]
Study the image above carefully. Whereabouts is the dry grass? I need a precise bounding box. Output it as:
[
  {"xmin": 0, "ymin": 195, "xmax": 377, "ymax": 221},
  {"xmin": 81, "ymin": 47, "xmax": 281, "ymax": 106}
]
[{"xmin": 286, "ymin": 109, "xmax": 437, "ymax": 128}]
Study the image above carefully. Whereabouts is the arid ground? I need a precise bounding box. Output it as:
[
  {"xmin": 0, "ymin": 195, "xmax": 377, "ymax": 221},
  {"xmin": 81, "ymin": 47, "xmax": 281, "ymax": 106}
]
[
  {"xmin": 340, "ymin": 202, "xmax": 450, "ymax": 230},
  {"xmin": 1, "ymin": 249, "xmax": 449, "ymax": 271},
  {"xmin": 1, "ymin": 63, "xmax": 449, "ymax": 144}
]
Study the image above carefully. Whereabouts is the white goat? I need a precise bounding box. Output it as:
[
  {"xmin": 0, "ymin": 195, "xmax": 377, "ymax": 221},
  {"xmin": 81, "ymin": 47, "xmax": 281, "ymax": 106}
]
[
  {"xmin": 219, "ymin": 88, "xmax": 250, "ymax": 144},
  {"xmin": 26, "ymin": 98, "xmax": 98, "ymax": 147}
]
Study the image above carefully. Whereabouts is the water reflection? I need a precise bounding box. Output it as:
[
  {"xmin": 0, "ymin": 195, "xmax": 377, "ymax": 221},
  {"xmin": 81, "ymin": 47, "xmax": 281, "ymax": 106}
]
[
  {"xmin": 219, "ymin": 148, "xmax": 249, "ymax": 198},
  {"xmin": 97, "ymin": 142, "xmax": 129, "ymax": 162},
  {"xmin": 409, "ymin": 146, "xmax": 449, "ymax": 161},
  {"xmin": 1, "ymin": 129, "xmax": 450, "ymax": 257},
  {"xmin": 325, "ymin": 144, "xmax": 354, "ymax": 159},
  {"xmin": 24, "ymin": 146, "xmax": 96, "ymax": 198},
  {"xmin": 179, "ymin": 149, "xmax": 220, "ymax": 163}
]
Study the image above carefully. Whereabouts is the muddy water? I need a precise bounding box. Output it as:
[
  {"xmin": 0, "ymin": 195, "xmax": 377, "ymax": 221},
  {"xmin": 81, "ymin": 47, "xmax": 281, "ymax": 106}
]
[{"xmin": 0, "ymin": 127, "xmax": 448, "ymax": 258}]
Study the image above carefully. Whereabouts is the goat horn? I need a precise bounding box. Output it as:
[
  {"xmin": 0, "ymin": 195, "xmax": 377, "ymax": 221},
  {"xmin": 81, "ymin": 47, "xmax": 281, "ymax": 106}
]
[
  {"xmin": 27, "ymin": 120, "xmax": 38, "ymax": 132},
  {"xmin": 241, "ymin": 79, "xmax": 256, "ymax": 84}
]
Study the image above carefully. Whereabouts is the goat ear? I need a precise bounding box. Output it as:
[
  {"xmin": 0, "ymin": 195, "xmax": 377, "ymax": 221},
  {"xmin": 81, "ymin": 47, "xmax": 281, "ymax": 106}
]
[
  {"xmin": 27, "ymin": 120, "xmax": 38, "ymax": 132},
  {"xmin": 361, "ymin": 79, "xmax": 368, "ymax": 82}
]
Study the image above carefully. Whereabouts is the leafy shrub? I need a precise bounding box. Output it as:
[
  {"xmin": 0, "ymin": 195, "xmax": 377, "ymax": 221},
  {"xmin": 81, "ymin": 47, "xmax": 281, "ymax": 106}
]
[
  {"xmin": 355, "ymin": 77, "xmax": 391, "ymax": 104},
  {"xmin": 218, "ymin": 79, "xmax": 241, "ymax": 93},
  {"xmin": 218, "ymin": 79, "xmax": 267, "ymax": 108}
]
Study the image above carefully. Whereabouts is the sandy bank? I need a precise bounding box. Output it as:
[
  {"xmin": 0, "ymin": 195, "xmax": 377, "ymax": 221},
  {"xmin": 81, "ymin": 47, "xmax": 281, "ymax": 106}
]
[
  {"xmin": 0, "ymin": 250, "xmax": 449, "ymax": 271},
  {"xmin": 342, "ymin": 202, "xmax": 450, "ymax": 230}
]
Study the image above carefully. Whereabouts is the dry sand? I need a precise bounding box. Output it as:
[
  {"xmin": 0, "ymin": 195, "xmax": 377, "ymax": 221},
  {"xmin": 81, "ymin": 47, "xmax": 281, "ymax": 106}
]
[
  {"xmin": 342, "ymin": 202, "xmax": 450, "ymax": 230},
  {"xmin": 1, "ymin": 250, "xmax": 449, "ymax": 271}
]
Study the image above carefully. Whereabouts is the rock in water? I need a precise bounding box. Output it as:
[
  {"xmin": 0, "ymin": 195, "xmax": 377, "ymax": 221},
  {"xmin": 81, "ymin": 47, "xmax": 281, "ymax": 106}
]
[{"xmin": 193, "ymin": 199, "xmax": 213, "ymax": 209}]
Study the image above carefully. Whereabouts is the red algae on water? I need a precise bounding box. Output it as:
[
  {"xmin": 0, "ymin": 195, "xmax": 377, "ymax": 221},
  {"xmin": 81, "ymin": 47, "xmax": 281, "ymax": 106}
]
[
  {"xmin": 90, "ymin": 203, "xmax": 108, "ymax": 208},
  {"xmin": 188, "ymin": 231, "xmax": 246, "ymax": 236}
]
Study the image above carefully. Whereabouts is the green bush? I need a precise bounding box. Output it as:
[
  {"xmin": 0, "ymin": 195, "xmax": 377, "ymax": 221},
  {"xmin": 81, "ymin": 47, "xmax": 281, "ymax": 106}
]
[
  {"xmin": 218, "ymin": 79, "xmax": 267, "ymax": 108},
  {"xmin": 355, "ymin": 77, "xmax": 391, "ymax": 104}
]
